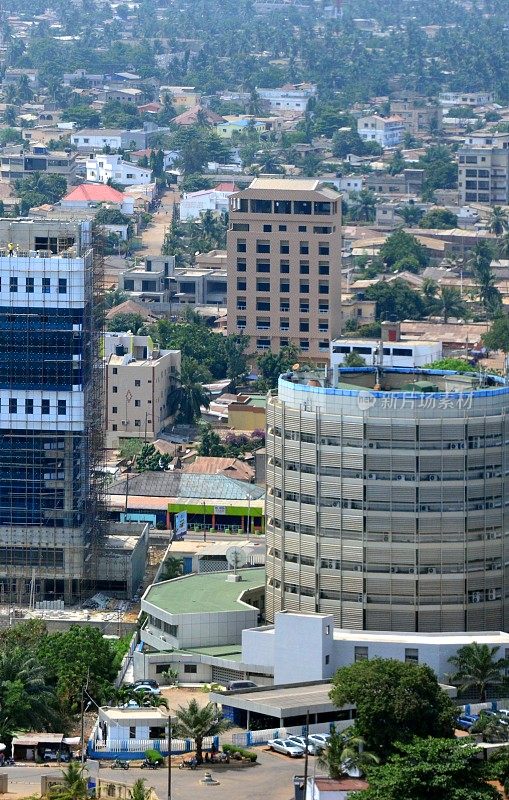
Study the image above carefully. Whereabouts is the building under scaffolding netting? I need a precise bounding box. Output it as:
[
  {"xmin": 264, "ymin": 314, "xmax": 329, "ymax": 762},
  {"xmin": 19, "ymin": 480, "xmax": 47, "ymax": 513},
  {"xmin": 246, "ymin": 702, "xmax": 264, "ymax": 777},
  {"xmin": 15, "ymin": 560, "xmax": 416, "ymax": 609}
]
[{"xmin": 0, "ymin": 218, "xmax": 105, "ymax": 604}]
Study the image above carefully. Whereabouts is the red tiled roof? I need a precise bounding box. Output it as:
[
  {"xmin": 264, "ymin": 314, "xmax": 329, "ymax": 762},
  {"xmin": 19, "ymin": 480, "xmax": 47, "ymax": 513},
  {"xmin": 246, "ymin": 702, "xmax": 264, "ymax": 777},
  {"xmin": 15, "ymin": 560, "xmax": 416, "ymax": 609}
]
[
  {"xmin": 214, "ymin": 182, "xmax": 238, "ymax": 192},
  {"xmin": 173, "ymin": 104, "xmax": 225, "ymax": 125},
  {"xmin": 314, "ymin": 778, "xmax": 369, "ymax": 792},
  {"xmin": 63, "ymin": 184, "xmax": 125, "ymax": 203}
]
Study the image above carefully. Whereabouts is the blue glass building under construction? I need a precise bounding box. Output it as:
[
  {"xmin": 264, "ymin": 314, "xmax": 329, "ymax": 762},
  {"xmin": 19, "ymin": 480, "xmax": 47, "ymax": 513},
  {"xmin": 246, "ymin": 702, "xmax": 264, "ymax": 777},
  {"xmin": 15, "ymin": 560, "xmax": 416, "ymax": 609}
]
[{"xmin": 0, "ymin": 218, "xmax": 102, "ymax": 603}]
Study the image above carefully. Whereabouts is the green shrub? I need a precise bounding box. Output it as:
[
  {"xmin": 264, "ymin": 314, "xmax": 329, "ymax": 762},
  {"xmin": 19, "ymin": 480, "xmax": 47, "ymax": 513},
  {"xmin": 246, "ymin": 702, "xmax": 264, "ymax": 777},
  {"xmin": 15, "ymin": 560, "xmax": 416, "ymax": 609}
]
[
  {"xmin": 222, "ymin": 744, "xmax": 257, "ymax": 762},
  {"xmin": 144, "ymin": 749, "xmax": 164, "ymax": 763}
]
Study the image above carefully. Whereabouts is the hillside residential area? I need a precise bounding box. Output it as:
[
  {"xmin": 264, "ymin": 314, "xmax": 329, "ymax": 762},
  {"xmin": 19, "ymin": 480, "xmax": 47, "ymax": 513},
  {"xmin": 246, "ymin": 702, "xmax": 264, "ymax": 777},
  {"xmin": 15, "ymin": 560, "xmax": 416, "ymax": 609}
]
[{"xmin": 4, "ymin": 1, "xmax": 509, "ymax": 800}]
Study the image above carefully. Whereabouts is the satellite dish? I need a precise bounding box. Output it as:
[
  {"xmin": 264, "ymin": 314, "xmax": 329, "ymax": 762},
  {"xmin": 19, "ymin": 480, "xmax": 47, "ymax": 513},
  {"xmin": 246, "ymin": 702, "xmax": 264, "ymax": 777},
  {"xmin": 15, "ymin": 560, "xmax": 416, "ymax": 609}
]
[{"xmin": 226, "ymin": 546, "xmax": 247, "ymax": 576}]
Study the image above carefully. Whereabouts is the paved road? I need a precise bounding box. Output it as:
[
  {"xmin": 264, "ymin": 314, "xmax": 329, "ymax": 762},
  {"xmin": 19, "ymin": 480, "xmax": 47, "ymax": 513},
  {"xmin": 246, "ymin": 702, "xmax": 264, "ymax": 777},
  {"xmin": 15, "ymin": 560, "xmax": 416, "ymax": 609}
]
[
  {"xmin": 2, "ymin": 749, "xmax": 310, "ymax": 800},
  {"xmin": 139, "ymin": 188, "xmax": 179, "ymax": 255}
]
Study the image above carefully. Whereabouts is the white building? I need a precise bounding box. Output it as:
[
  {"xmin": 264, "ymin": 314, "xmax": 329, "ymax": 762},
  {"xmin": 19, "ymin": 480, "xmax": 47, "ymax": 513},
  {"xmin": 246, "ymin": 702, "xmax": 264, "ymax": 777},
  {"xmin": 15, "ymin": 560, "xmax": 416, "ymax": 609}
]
[
  {"xmin": 86, "ymin": 154, "xmax": 152, "ymax": 186},
  {"xmin": 179, "ymin": 182, "xmax": 237, "ymax": 221},
  {"xmin": 329, "ymin": 339, "xmax": 443, "ymax": 370},
  {"xmin": 357, "ymin": 114, "xmax": 405, "ymax": 148},
  {"xmin": 72, "ymin": 129, "xmax": 124, "ymax": 150},
  {"xmin": 256, "ymin": 83, "xmax": 317, "ymax": 112},
  {"xmin": 439, "ymin": 91, "xmax": 495, "ymax": 108},
  {"xmin": 242, "ymin": 612, "xmax": 509, "ymax": 685}
]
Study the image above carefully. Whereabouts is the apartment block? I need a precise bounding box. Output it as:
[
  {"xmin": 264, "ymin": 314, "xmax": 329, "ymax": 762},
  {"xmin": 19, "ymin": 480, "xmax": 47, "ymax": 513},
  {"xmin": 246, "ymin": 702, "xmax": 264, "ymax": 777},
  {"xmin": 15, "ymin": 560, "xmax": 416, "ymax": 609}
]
[
  {"xmin": 357, "ymin": 114, "xmax": 404, "ymax": 148},
  {"xmin": 104, "ymin": 333, "xmax": 180, "ymax": 449},
  {"xmin": 458, "ymin": 131, "xmax": 509, "ymax": 205},
  {"xmin": 226, "ymin": 178, "xmax": 342, "ymax": 361},
  {"xmin": 389, "ymin": 95, "xmax": 441, "ymax": 134},
  {"xmin": 0, "ymin": 144, "xmax": 77, "ymax": 186},
  {"xmin": 0, "ymin": 218, "xmax": 101, "ymax": 603}
]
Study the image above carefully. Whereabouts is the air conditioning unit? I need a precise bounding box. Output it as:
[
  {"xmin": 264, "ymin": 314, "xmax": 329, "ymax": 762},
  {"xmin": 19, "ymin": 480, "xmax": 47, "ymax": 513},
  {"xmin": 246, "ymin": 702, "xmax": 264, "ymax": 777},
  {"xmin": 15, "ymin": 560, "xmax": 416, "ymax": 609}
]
[
  {"xmin": 488, "ymin": 589, "xmax": 497, "ymax": 601},
  {"xmin": 487, "ymin": 501, "xmax": 494, "ymax": 509},
  {"xmin": 368, "ymin": 442, "xmax": 375, "ymax": 448},
  {"xmin": 353, "ymin": 565, "xmax": 363, "ymax": 572},
  {"xmin": 472, "ymin": 592, "xmax": 482, "ymax": 603},
  {"xmin": 332, "ymin": 501, "xmax": 341, "ymax": 508},
  {"xmin": 357, "ymin": 594, "xmax": 364, "ymax": 603},
  {"xmin": 368, "ymin": 473, "xmax": 376, "ymax": 480},
  {"xmin": 427, "ymin": 567, "xmax": 436, "ymax": 574},
  {"xmin": 458, "ymin": 442, "xmax": 465, "ymax": 450},
  {"xmin": 450, "ymin": 443, "xmax": 457, "ymax": 449},
  {"xmin": 396, "ymin": 474, "xmax": 404, "ymax": 481},
  {"xmin": 409, "ymin": 567, "xmax": 416, "ymax": 574},
  {"xmin": 383, "ymin": 535, "xmax": 389, "ymax": 542},
  {"xmin": 390, "ymin": 566, "xmax": 399, "ymax": 573}
]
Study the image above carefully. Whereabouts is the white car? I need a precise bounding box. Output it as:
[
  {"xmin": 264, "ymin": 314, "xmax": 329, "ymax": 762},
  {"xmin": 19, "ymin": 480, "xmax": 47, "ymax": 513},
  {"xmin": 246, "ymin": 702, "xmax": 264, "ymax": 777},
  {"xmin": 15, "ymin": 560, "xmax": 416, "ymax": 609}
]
[
  {"xmin": 288, "ymin": 736, "xmax": 319, "ymax": 755},
  {"xmin": 267, "ymin": 738, "xmax": 304, "ymax": 758},
  {"xmin": 308, "ymin": 733, "xmax": 331, "ymax": 750},
  {"xmin": 134, "ymin": 684, "xmax": 161, "ymax": 696}
]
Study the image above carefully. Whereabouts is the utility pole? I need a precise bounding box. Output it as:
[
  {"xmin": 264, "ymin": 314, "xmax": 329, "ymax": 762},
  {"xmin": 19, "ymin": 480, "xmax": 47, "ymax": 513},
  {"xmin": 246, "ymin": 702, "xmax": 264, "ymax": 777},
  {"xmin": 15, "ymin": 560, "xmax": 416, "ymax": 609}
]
[
  {"xmin": 303, "ymin": 709, "xmax": 310, "ymax": 799},
  {"xmin": 167, "ymin": 715, "xmax": 172, "ymax": 800},
  {"xmin": 80, "ymin": 685, "xmax": 85, "ymax": 766}
]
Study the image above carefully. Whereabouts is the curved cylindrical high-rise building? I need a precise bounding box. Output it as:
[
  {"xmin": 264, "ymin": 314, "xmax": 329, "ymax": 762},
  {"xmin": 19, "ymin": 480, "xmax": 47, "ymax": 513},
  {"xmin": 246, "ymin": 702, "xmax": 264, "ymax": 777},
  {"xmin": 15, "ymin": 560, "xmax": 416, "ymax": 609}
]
[{"xmin": 266, "ymin": 367, "xmax": 509, "ymax": 632}]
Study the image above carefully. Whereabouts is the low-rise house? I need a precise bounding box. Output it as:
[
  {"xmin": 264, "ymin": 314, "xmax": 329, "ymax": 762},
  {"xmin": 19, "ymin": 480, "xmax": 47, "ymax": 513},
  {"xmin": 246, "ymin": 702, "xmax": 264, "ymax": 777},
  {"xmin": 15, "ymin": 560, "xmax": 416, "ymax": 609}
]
[
  {"xmin": 172, "ymin": 105, "xmax": 225, "ymax": 127},
  {"xmin": 357, "ymin": 114, "xmax": 405, "ymax": 148},
  {"xmin": 60, "ymin": 184, "xmax": 135, "ymax": 215},
  {"xmin": 215, "ymin": 117, "xmax": 266, "ymax": 139},
  {"xmin": 179, "ymin": 182, "xmax": 237, "ymax": 221},
  {"xmin": 173, "ymin": 268, "xmax": 227, "ymax": 306},
  {"xmin": 86, "ymin": 154, "xmax": 152, "ymax": 186},
  {"xmin": 98, "ymin": 87, "xmax": 144, "ymax": 104},
  {"xmin": 256, "ymin": 83, "xmax": 317, "ymax": 112},
  {"xmin": 0, "ymin": 143, "xmax": 77, "ymax": 186},
  {"xmin": 439, "ymin": 91, "xmax": 495, "ymax": 107},
  {"xmin": 119, "ymin": 255, "xmax": 174, "ymax": 304}
]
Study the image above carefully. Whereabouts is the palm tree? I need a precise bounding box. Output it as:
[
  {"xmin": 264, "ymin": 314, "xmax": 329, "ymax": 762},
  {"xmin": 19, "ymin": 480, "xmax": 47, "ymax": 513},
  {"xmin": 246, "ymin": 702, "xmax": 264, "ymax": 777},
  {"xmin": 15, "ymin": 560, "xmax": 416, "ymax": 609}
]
[
  {"xmin": 498, "ymin": 231, "xmax": 509, "ymax": 261},
  {"xmin": 138, "ymin": 694, "xmax": 169, "ymax": 710},
  {"xmin": 349, "ymin": 190, "xmax": 377, "ymax": 223},
  {"xmin": 488, "ymin": 206, "xmax": 508, "ymax": 235},
  {"xmin": 438, "ymin": 286, "xmax": 466, "ymax": 323},
  {"xmin": 167, "ymin": 361, "xmax": 210, "ymax": 423},
  {"xmin": 0, "ymin": 646, "xmax": 59, "ymax": 733},
  {"xmin": 48, "ymin": 762, "xmax": 88, "ymax": 800},
  {"xmin": 448, "ymin": 642, "xmax": 509, "ymax": 702},
  {"xmin": 395, "ymin": 204, "xmax": 423, "ymax": 228},
  {"xmin": 172, "ymin": 699, "xmax": 230, "ymax": 764},
  {"xmin": 422, "ymin": 277, "xmax": 438, "ymax": 303},
  {"xmin": 317, "ymin": 728, "xmax": 379, "ymax": 780},
  {"xmin": 469, "ymin": 242, "xmax": 502, "ymax": 316},
  {"xmin": 129, "ymin": 779, "xmax": 151, "ymax": 800}
]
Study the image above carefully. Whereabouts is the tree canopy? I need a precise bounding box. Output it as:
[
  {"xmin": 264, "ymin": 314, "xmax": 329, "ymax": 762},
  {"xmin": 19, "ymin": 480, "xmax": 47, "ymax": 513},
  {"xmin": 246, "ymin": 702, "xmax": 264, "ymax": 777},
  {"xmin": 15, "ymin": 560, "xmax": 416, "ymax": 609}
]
[{"xmin": 329, "ymin": 658, "xmax": 455, "ymax": 758}]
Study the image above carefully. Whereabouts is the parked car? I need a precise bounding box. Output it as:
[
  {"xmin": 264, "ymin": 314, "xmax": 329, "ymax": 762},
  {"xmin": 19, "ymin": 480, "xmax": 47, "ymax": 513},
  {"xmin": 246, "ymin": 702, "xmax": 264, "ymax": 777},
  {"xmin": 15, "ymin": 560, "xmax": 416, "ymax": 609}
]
[
  {"xmin": 497, "ymin": 709, "xmax": 509, "ymax": 718},
  {"xmin": 134, "ymin": 679, "xmax": 159, "ymax": 689},
  {"xmin": 455, "ymin": 714, "xmax": 479, "ymax": 730},
  {"xmin": 308, "ymin": 733, "xmax": 331, "ymax": 749},
  {"xmin": 133, "ymin": 684, "xmax": 161, "ymax": 696},
  {"xmin": 226, "ymin": 680, "xmax": 257, "ymax": 691},
  {"xmin": 287, "ymin": 736, "xmax": 319, "ymax": 755},
  {"xmin": 267, "ymin": 739, "xmax": 304, "ymax": 758}
]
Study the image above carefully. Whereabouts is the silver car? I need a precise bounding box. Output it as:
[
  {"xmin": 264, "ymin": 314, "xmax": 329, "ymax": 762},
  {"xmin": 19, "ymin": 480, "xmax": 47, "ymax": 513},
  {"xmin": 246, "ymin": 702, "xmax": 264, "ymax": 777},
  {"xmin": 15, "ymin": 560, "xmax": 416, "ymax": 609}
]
[
  {"xmin": 288, "ymin": 736, "xmax": 319, "ymax": 755},
  {"xmin": 267, "ymin": 738, "xmax": 304, "ymax": 758}
]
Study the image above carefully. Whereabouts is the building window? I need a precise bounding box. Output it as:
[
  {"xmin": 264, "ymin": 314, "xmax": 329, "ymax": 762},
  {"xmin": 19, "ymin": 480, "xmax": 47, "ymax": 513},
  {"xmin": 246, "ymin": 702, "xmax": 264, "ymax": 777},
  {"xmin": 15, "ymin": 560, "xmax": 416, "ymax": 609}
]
[
  {"xmin": 237, "ymin": 259, "xmax": 246, "ymax": 272},
  {"xmin": 129, "ymin": 726, "xmax": 136, "ymax": 739},
  {"xmin": 314, "ymin": 201, "xmax": 331, "ymax": 215},
  {"xmin": 237, "ymin": 278, "xmax": 246, "ymax": 291},
  {"xmin": 300, "ymin": 242, "xmax": 309, "ymax": 254},
  {"xmin": 274, "ymin": 200, "xmax": 292, "ymax": 214},
  {"xmin": 58, "ymin": 278, "xmax": 67, "ymax": 294},
  {"xmin": 256, "ymin": 300, "xmax": 270, "ymax": 311},
  {"xmin": 319, "ymin": 263, "xmax": 329, "ymax": 275},
  {"xmin": 263, "ymin": 224, "xmax": 272, "ymax": 232},
  {"xmin": 135, "ymin": 380, "xmax": 141, "ymax": 387},
  {"xmin": 325, "ymin": 625, "xmax": 330, "ymax": 635},
  {"xmin": 112, "ymin": 406, "xmax": 118, "ymax": 414},
  {"xmin": 26, "ymin": 277, "xmax": 34, "ymax": 293},
  {"xmin": 256, "ymin": 261, "xmax": 270, "ymax": 273},
  {"xmin": 298, "ymin": 225, "xmax": 307, "ymax": 232},
  {"xmin": 280, "ymin": 241, "xmax": 289, "ymax": 254},
  {"xmin": 112, "ymin": 386, "xmax": 118, "ymax": 393},
  {"xmin": 237, "ymin": 240, "xmax": 246, "ymax": 253},
  {"xmin": 405, "ymin": 648, "xmax": 419, "ymax": 664},
  {"xmin": 8, "ymin": 399, "xmax": 17, "ymax": 414},
  {"xmin": 42, "ymin": 278, "xmax": 51, "ymax": 293},
  {"xmin": 325, "ymin": 654, "xmax": 330, "ymax": 665},
  {"xmin": 300, "ymin": 339, "xmax": 309, "ymax": 350},
  {"xmin": 278, "ymin": 224, "xmax": 287, "ymax": 231},
  {"xmin": 319, "ymin": 282, "xmax": 329, "ymax": 294},
  {"xmin": 57, "ymin": 400, "xmax": 66, "ymax": 415},
  {"xmin": 112, "ymin": 424, "xmax": 117, "ymax": 431},
  {"xmin": 280, "ymin": 261, "xmax": 289, "ymax": 273},
  {"xmin": 237, "ymin": 299, "xmax": 246, "ymax": 310},
  {"xmin": 237, "ymin": 317, "xmax": 246, "ymax": 328},
  {"xmin": 300, "ymin": 282, "xmax": 309, "ymax": 293},
  {"xmin": 134, "ymin": 419, "xmax": 141, "ymax": 427},
  {"xmin": 294, "ymin": 200, "xmax": 312, "ymax": 215},
  {"xmin": 134, "ymin": 399, "xmax": 141, "ymax": 407},
  {"xmin": 112, "ymin": 368, "xmax": 118, "ymax": 375},
  {"xmin": 280, "ymin": 300, "xmax": 290, "ymax": 312},
  {"xmin": 354, "ymin": 646, "xmax": 368, "ymax": 662},
  {"xmin": 184, "ymin": 664, "xmax": 197, "ymax": 674},
  {"xmin": 318, "ymin": 243, "xmax": 330, "ymax": 256},
  {"xmin": 256, "ymin": 280, "xmax": 270, "ymax": 292},
  {"xmin": 300, "ymin": 261, "xmax": 309, "ymax": 274},
  {"xmin": 300, "ymin": 320, "xmax": 309, "ymax": 332},
  {"xmin": 300, "ymin": 301, "xmax": 309, "ymax": 313},
  {"xmin": 251, "ymin": 199, "xmax": 272, "ymax": 213},
  {"xmin": 9, "ymin": 277, "xmax": 17, "ymax": 293},
  {"xmin": 257, "ymin": 338, "xmax": 270, "ymax": 349},
  {"xmin": 25, "ymin": 399, "xmax": 33, "ymax": 414},
  {"xmin": 41, "ymin": 399, "xmax": 50, "ymax": 415},
  {"xmin": 256, "ymin": 240, "xmax": 270, "ymax": 253},
  {"xmin": 280, "ymin": 281, "xmax": 290, "ymax": 293}
]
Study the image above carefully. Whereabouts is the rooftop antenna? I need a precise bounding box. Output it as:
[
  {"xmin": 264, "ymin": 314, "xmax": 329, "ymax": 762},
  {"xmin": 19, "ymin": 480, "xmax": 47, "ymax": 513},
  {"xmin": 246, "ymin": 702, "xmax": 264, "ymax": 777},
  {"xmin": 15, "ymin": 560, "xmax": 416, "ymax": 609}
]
[{"xmin": 226, "ymin": 546, "xmax": 247, "ymax": 583}]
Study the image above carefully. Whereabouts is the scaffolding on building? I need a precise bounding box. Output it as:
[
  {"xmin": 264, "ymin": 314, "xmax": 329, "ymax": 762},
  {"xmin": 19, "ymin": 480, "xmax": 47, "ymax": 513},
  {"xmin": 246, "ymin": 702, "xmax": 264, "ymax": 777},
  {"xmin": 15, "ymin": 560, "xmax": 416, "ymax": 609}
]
[{"xmin": 0, "ymin": 218, "xmax": 106, "ymax": 605}]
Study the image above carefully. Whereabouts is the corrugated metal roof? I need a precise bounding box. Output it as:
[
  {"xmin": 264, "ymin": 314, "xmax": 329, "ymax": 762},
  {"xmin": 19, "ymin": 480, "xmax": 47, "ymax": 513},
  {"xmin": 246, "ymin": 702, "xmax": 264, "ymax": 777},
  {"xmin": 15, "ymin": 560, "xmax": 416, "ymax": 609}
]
[{"xmin": 109, "ymin": 472, "xmax": 264, "ymax": 501}]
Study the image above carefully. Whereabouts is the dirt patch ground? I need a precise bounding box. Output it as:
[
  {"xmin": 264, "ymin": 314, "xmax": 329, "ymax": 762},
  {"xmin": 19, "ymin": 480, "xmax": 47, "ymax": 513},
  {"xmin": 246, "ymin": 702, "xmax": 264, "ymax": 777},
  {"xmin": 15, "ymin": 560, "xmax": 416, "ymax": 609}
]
[{"xmin": 160, "ymin": 685, "xmax": 211, "ymax": 713}]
